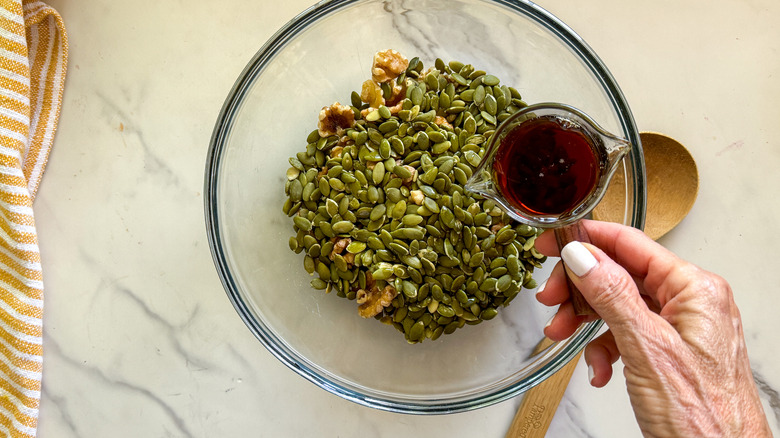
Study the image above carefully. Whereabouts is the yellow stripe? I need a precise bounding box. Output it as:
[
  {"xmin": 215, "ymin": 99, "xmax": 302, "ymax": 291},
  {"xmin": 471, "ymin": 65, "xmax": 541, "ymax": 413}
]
[
  {"xmin": 0, "ymin": 205, "xmax": 34, "ymax": 229},
  {"xmin": 0, "ymin": 87, "xmax": 29, "ymax": 116},
  {"xmin": 0, "ymin": 247, "xmax": 40, "ymax": 285},
  {"xmin": 0, "ymin": 114, "xmax": 27, "ymax": 141},
  {"xmin": 0, "ymin": 409, "xmax": 36, "ymax": 438},
  {"xmin": 0, "ymin": 338, "xmax": 41, "ymax": 384},
  {"xmin": 0, "ymin": 340, "xmax": 40, "ymax": 389},
  {"xmin": 0, "ymin": 191, "xmax": 30, "ymax": 210},
  {"xmin": 0, "ymin": 58, "xmax": 27, "ymax": 82},
  {"xmin": 0, "ymin": 15, "xmax": 25, "ymax": 41},
  {"xmin": 0, "ymin": 339, "xmax": 39, "ymax": 375},
  {"xmin": 0, "ymin": 1, "xmax": 23, "ymax": 20},
  {"xmin": 0, "ymin": 324, "xmax": 40, "ymax": 358},
  {"xmin": 0, "ymin": 214, "xmax": 38, "ymax": 248},
  {"xmin": 0, "ymin": 154, "xmax": 21, "ymax": 169},
  {"xmin": 0, "ymin": 272, "xmax": 40, "ymax": 302},
  {"xmin": 0, "ymin": 172, "xmax": 25, "ymax": 189},
  {"xmin": 0, "ymin": 34, "xmax": 25, "ymax": 57},
  {"xmin": 0, "ymin": 289, "xmax": 41, "ymax": 320}
]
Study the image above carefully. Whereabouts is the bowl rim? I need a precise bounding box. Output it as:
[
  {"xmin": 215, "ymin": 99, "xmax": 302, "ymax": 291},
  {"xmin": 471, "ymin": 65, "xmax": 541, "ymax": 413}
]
[{"xmin": 205, "ymin": 0, "xmax": 646, "ymax": 415}]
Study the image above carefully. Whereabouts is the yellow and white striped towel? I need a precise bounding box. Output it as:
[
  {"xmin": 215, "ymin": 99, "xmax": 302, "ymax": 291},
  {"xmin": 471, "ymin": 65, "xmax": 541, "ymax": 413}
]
[{"xmin": 0, "ymin": 0, "xmax": 67, "ymax": 436}]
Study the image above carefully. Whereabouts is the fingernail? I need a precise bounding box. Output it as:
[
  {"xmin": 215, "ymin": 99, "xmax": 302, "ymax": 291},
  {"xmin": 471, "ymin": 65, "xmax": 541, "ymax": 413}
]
[
  {"xmin": 587, "ymin": 364, "xmax": 595, "ymax": 385},
  {"xmin": 544, "ymin": 314, "xmax": 555, "ymax": 329},
  {"xmin": 534, "ymin": 280, "xmax": 547, "ymax": 301},
  {"xmin": 561, "ymin": 241, "xmax": 598, "ymax": 277}
]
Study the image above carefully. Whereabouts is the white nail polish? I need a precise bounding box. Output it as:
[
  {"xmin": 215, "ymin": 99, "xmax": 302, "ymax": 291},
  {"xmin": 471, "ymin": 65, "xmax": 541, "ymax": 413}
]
[
  {"xmin": 544, "ymin": 314, "xmax": 555, "ymax": 329},
  {"xmin": 561, "ymin": 241, "xmax": 598, "ymax": 277},
  {"xmin": 534, "ymin": 280, "xmax": 547, "ymax": 301},
  {"xmin": 588, "ymin": 364, "xmax": 595, "ymax": 385}
]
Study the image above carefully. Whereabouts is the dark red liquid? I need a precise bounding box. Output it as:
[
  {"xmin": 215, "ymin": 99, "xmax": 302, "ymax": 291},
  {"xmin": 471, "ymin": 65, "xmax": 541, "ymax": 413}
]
[{"xmin": 493, "ymin": 116, "xmax": 600, "ymax": 216}]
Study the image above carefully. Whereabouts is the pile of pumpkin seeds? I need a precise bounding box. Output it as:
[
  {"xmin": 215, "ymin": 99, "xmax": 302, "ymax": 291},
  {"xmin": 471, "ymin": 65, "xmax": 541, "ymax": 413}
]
[{"xmin": 283, "ymin": 55, "xmax": 546, "ymax": 343}]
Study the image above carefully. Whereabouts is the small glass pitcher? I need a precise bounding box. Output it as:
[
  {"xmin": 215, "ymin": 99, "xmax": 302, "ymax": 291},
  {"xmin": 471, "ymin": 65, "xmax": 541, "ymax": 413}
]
[{"xmin": 464, "ymin": 103, "xmax": 632, "ymax": 315}]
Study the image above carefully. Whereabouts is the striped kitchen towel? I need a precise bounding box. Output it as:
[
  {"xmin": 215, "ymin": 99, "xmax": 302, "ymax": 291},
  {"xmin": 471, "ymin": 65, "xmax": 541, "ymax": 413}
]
[{"xmin": 0, "ymin": 0, "xmax": 67, "ymax": 436}]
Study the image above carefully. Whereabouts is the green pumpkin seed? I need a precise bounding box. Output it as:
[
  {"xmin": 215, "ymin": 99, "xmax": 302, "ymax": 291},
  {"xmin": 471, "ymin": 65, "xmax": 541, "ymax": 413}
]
[
  {"xmin": 469, "ymin": 251, "xmax": 485, "ymax": 268},
  {"xmin": 402, "ymin": 214, "xmax": 424, "ymax": 227},
  {"xmin": 392, "ymin": 165, "xmax": 412, "ymax": 179},
  {"xmin": 481, "ymin": 74, "xmax": 499, "ymax": 86},
  {"xmin": 311, "ymin": 278, "xmax": 327, "ymax": 290},
  {"xmin": 422, "ymin": 197, "xmax": 440, "ymax": 214},
  {"xmin": 347, "ymin": 241, "xmax": 367, "ymax": 253},
  {"xmin": 495, "ymin": 226, "xmax": 516, "ymax": 244},
  {"xmin": 293, "ymin": 216, "xmax": 312, "ymax": 231},
  {"xmin": 372, "ymin": 162, "xmax": 386, "ymax": 185},
  {"xmin": 436, "ymin": 305, "xmax": 455, "ymax": 318},
  {"xmin": 331, "ymin": 220, "xmax": 353, "ymax": 234},
  {"xmin": 484, "ymin": 94, "xmax": 497, "ymax": 115},
  {"xmin": 370, "ymin": 204, "xmax": 386, "ymax": 221},
  {"xmin": 408, "ymin": 320, "xmax": 425, "ymax": 342},
  {"xmin": 420, "ymin": 167, "xmax": 438, "ymax": 185}
]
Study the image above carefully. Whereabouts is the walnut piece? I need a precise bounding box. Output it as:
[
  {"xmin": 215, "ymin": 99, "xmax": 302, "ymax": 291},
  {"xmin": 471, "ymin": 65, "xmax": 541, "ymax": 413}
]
[
  {"xmin": 357, "ymin": 284, "xmax": 398, "ymax": 318},
  {"xmin": 329, "ymin": 237, "xmax": 352, "ymax": 260},
  {"xmin": 409, "ymin": 190, "xmax": 425, "ymax": 205},
  {"xmin": 401, "ymin": 165, "xmax": 417, "ymax": 185},
  {"xmin": 360, "ymin": 80, "xmax": 385, "ymax": 109},
  {"xmin": 318, "ymin": 102, "xmax": 355, "ymax": 137},
  {"xmin": 371, "ymin": 49, "xmax": 409, "ymax": 83},
  {"xmin": 434, "ymin": 116, "xmax": 453, "ymax": 130}
]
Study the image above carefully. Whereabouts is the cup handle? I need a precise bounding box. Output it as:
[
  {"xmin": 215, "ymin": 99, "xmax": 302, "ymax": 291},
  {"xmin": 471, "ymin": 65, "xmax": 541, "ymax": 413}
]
[{"xmin": 554, "ymin": 221, "xmax": 597, "ymax": 316}]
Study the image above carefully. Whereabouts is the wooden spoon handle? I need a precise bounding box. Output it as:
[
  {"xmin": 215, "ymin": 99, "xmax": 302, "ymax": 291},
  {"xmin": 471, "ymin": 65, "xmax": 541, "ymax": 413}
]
[
  {"xmin": 554, "ymin": 222, "xmax": 596, "ymax": 316},
  {"xmin": 505, "ymin": 341, "xmax": 584, "ymax": 438}
]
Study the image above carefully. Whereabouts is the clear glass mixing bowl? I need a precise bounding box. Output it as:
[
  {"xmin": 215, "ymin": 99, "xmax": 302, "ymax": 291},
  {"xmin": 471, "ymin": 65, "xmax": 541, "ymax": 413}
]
[{"xmin": 205, "ymin": 0, "xmax": 646, "ymax": 414}]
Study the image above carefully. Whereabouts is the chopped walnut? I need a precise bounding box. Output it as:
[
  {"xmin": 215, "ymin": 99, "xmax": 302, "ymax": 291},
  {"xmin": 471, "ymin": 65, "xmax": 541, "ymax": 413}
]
[
  {"xmin": 371, "ymin": 49, "xmax": 409, "ymax": 83},
  {"xmin": 409, "ymin": 190, "xmax": 425, "ymax": 205},
  {"xmin": 387, "ymin": 101, "xmax": 404, "ymax": 114},
  {"xmin": 401, "ymin": 165, "xmax": 417, "ymax": 185},
  {"xmin": 360, "ymin": 79, "xmax": 385, "ymax": 109},
  {"xmin": 318, "ymin": 102, "xmax": 356, "ymax": 137},
  {"xmin": 357, "ymin": 284, "xmax": 398, "ymax": 318},
  {"xmin": 434, "ymin": 116, "xmax": 453, "ymax": 130},
  {"xmin": 329, "ymin": 146, "xmax": 344, "ymax": 158},
  {"xmin": 329, "ymin": 237, "xmax": 352, "ymax": 260},
  {"xmin": 385, "ymin": 82, "xmax": 406, "ymax": 107}
]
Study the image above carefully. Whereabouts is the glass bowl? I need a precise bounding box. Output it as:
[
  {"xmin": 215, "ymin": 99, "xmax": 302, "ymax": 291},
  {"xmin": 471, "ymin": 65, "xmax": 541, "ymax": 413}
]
[{"xmin": 205, "ymin": 0, "xmax": 646, "ymax": 414}]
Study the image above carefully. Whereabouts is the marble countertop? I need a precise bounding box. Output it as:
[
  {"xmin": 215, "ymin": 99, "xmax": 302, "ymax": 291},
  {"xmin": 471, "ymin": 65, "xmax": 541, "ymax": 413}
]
[{"xmin": 35, "ymin": 0, "xmax": 780, "ymax": 436}]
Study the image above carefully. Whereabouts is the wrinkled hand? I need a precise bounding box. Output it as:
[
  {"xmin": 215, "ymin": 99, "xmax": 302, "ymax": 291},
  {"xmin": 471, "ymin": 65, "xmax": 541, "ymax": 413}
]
[{"xmin": 535, "ymin": 220, "xmax": 772, "ymax": 437}]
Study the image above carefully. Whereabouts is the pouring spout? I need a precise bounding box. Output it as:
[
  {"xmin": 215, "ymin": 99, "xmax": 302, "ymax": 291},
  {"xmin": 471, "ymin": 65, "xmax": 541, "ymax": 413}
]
[{"xmin": 463, "ymin": 169, "xmax": 495, "ymax": 199}]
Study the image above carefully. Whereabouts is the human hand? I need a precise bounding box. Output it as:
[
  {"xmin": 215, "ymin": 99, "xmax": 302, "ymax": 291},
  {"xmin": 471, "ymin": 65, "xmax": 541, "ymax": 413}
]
[{"xmin": 535, "ymin": 220, "xmax": 772, "ymax": 437}]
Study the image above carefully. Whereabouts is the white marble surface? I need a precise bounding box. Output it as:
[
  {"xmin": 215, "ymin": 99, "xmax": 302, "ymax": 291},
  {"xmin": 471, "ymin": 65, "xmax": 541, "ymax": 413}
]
[{"xmin": 33, "ymin": 0, "xmax": 780, "ymax": 436}]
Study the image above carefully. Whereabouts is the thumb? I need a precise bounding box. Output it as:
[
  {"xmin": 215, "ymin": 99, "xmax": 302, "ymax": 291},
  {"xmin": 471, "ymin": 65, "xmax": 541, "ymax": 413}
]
[{"xmin": 561, "ymin": 241, "xmax": 652, "ymax": 336}]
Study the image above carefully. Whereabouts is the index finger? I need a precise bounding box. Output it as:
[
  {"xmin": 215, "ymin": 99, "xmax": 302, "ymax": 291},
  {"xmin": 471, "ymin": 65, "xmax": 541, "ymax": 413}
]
[{"xmin": 534, "ymin": 220, "xmax": 680, "ymax": 282}]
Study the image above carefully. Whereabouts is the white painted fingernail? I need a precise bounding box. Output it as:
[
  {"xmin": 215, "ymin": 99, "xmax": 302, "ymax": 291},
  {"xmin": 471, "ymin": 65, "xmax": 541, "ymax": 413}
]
[
  {"xmin": 534, "ymin": 280, "xmax": 547, "ymax": 301},
  {"xmin": 588, "ymin": 364, "xmax": 595, "ymax": 385},
  {"xmin": 544, "ymin": 314, "xmax": 555, "ymax": 329},
  {"xmin": 561, "ymin": 241, "xmax": 598, "ymax": 277}
]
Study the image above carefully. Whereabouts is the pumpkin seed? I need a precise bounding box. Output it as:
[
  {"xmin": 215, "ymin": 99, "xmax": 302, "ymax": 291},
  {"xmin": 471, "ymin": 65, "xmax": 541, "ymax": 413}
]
[{"xmin": 331, "ymin": 220, "xmax": 353, "ymax": 234}]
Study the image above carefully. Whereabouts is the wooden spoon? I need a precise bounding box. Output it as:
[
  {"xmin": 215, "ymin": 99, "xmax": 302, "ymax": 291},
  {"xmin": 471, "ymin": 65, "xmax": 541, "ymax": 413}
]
[
  {"xmin": 593, "ymin": 131, "xmax": 699, "ymax": 240},
  {"xmin": 505, "ymin": 132, "xmax": 699, "ymax": 437}
]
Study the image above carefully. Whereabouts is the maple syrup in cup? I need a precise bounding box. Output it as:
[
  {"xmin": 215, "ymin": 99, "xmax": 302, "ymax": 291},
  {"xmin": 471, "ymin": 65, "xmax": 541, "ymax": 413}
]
[
  {"xmin": 493, "ymin": 116, "xmax": 601, "ymax": 217},
  {"xmin": 465, "ymin": 103, "xmax": 631, "ymax": 315}
]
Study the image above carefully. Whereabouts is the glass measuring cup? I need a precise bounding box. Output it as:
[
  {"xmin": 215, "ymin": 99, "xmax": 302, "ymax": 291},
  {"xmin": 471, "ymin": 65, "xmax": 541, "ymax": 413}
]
[{"xmin": 465, "ymin": 103, "xmax": 631, "ymax": 315}]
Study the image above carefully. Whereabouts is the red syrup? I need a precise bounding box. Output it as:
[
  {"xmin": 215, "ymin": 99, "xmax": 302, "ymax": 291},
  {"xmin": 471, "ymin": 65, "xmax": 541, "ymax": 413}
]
[{"xmin": 493, "ymin": 116, "xmax": 601, "ymax": 216}]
